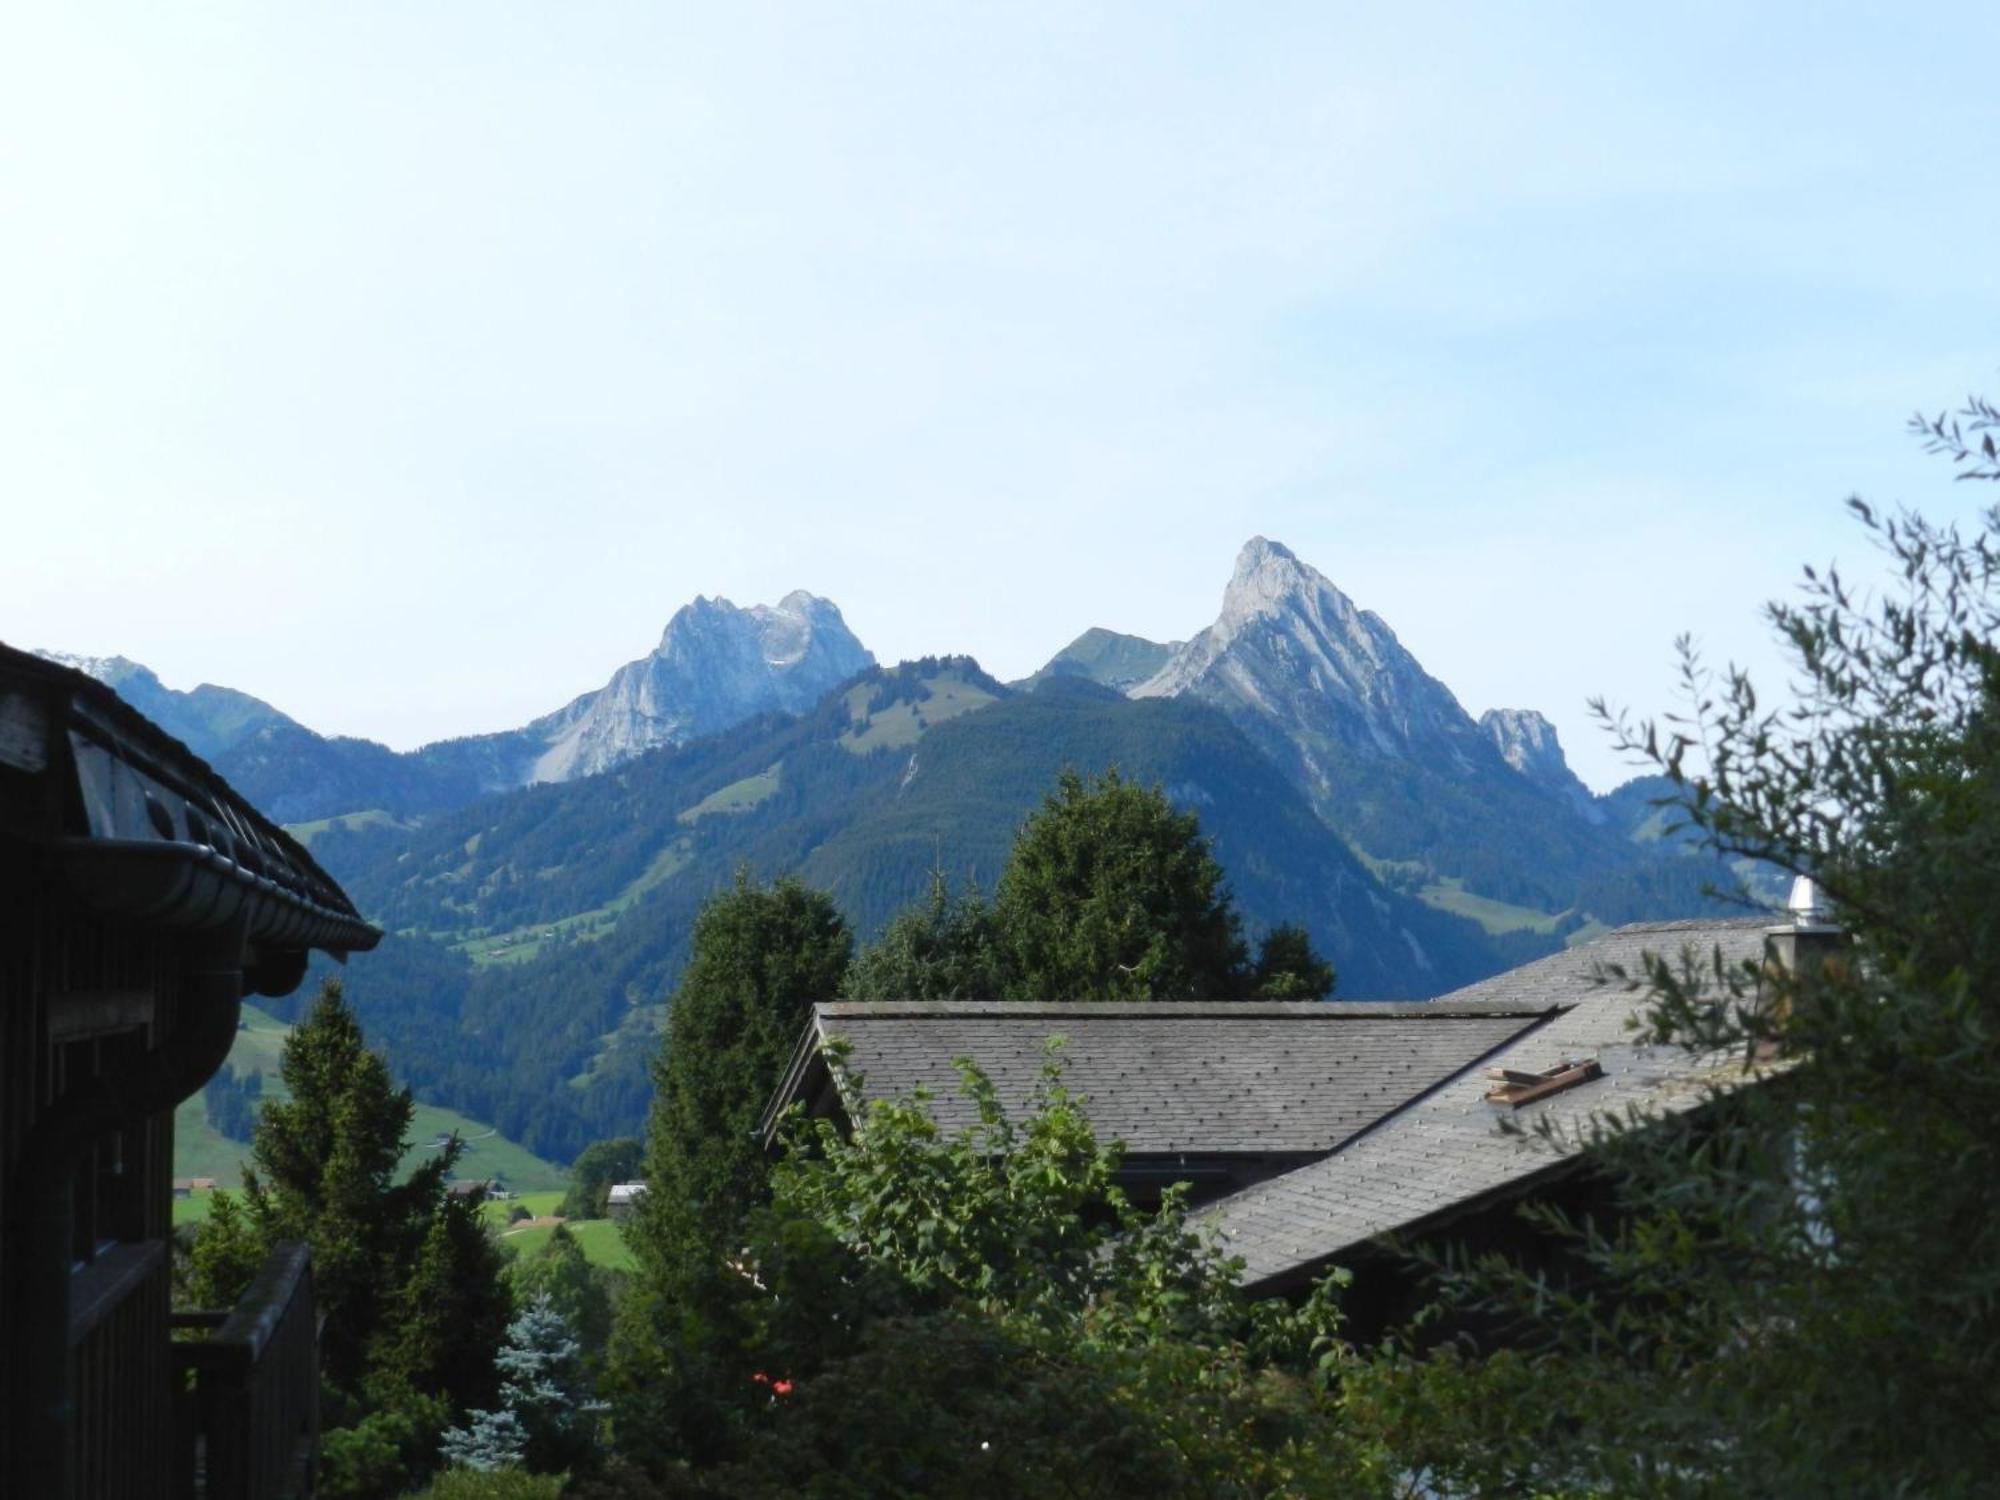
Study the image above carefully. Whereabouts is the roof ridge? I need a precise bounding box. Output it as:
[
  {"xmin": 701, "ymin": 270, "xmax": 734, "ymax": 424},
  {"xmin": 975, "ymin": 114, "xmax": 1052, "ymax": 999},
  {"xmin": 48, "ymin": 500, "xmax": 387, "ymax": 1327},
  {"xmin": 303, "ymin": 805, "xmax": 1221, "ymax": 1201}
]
[{"xmin": 811, "ymin": 1000, "xmax": 1556, "ymax": 1020}]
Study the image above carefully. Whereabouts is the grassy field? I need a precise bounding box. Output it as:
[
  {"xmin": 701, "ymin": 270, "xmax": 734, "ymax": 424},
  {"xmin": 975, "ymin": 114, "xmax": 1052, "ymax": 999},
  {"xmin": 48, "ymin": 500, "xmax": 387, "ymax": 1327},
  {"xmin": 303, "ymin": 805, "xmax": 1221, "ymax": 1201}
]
[
  {"xmin": 173, "ymin": 1004, "xmax": 570, "ymax": 1201},
  {"xmin": 678, "ymin": 765, "xmax": 781, "ymax": 823},
  {"xmin": 481, "ymin": 1190, "xmax": 567, "ymax": 1226},
  {"xmin": 1417, "ymin": 877, "xmax": 1567, "ymax": 936},
  {"xmin": 451, "ymin": 837, "xmax": 692, "ymax": 967},
  {"xmin": 498, "ymin": 1216, "xmax": 636, "ymax": 1271},
  {"xmin": 838, "ymin": 670, "xmax": 999, "ymax": 754},
  {"xmin": 283, "ymin": 808, "xmax": 409, "ymax": 847}
]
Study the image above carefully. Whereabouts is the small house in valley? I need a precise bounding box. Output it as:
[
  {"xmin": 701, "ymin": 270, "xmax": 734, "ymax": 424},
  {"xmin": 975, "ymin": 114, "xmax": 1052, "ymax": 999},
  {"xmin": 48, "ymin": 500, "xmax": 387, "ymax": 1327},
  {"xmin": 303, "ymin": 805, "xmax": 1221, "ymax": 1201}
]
[{"xmin": 608, "ymin": 1182, "xmax": 648, "ymax": 1221}]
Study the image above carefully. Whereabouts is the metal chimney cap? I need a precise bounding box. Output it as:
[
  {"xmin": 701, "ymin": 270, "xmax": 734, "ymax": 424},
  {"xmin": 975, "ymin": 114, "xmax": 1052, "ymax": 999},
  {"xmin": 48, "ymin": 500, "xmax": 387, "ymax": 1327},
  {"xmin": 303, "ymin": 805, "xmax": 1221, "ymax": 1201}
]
[{"xmin": 1787, "ymin": 875, "xmax": 1834, "ymax": 925}]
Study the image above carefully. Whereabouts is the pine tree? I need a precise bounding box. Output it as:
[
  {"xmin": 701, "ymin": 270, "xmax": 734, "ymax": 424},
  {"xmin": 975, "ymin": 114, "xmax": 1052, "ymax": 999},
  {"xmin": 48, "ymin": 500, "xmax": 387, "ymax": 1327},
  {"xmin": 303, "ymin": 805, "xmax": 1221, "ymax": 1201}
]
[
  {"xmin": 628, "ymin": 871, "xmax": 851, "ymax": 1297},
  {"xmin": 373, "ymin": 1195, "xmax": 512, "ymax": 1414},
  {"xmin": 508, "ymin": 1222, "xmax": 613, "ymax": 1373},
  {"xmin": 1249, "ymin": 922, "xmax": 1336, "ymax": 1000},
  {"xmin": 192, "ymin": 980, "xmax": 447, "ymax": 1392}
]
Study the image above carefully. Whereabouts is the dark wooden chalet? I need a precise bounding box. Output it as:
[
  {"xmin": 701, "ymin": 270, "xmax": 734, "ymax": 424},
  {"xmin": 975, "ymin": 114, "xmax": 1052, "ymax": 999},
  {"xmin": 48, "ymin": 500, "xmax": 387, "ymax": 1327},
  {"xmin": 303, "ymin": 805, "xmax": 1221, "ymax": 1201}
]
[
  {"xmin": 762, "ymin": 912, "xmax": 1837, "ymax": 1334},
  {"xmin": 761, "ymin": 998, "xmax": 1558, "ymax": 1206},
  {"xmin": 0, "ymin": 643, "xmax": 379, "ymax": 1499}
]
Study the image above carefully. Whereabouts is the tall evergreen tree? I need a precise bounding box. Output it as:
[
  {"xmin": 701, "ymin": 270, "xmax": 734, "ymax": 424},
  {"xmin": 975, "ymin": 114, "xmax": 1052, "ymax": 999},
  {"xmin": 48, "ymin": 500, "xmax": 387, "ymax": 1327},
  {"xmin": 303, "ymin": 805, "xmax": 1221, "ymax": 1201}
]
[
  {"xmin": 994, "ymin": 768, "xmax": 1295, "ymax": 1000},
  {"xmin": 373, "ymin": 1196, "xmax": 513, "ymax": 1414},
  {"xmin": 184, "ymin": 981, "xmax": 510, "ymax": 1493},
  {"xmin": 1249, "ymin": 921, "xmax": 1337, "ymax": 1000},
  {"xmin": 842, "ymin": 867, "xmax": 1005, "ymax": 1000},
  {"xmin": 508, "ymin": 1222, "xmax": 614, "ymax": 1374},
  {"xmin": 610, "ymin": 871, "xmax": 850, "ymax": 1467}
]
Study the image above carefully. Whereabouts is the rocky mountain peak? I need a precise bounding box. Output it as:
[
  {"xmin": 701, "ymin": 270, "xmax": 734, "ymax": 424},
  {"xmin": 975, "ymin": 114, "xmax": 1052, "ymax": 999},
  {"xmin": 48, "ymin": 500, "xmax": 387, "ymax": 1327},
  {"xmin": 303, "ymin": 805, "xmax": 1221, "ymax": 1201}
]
[
  {"xmin": 1479, "ymin": 708, "xmax": 1602, "ymax": 822},
  {"xmin": 531, "ymin": 591, "xmax": 873, "ymax": 783},
  {"xmin": 1136, "ymin": 537, "xmax": 1403, "ymax": 718}
]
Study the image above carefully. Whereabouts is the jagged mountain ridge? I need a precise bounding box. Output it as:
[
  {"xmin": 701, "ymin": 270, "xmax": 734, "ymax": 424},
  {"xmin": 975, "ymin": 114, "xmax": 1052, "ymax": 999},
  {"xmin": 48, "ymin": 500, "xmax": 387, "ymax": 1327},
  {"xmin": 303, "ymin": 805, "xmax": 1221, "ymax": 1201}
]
[
  {"xmin": 1134, "ymin": 538, "xmax": 1504, "ymax": 776},
  {"xmin": 516, "ymin": 591, "xmax": 874, "ymax": 783},
  {"xmin": 32, "ymin": 591, "xmax": 874, "ymax": 823},
  {"xmin": 1118, "ymin": 538, "xmax": 1716, "ymax": 913},
  {"xmin": 299, "ymin": 658, "xmax": 1538, "ymax": 1159},
  {"xmin": 1479, "ymin": 707, "xmax": 1602, "ymax": 824}
]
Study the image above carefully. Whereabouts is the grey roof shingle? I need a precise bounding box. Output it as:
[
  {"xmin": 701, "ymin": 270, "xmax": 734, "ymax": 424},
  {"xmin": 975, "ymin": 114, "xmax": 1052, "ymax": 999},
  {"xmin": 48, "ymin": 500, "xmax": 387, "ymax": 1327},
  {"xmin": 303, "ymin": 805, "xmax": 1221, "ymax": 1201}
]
[
  {"xmin": 784, "ymin": 999, "xmax": 1555, "ymax": 1157},
  {"xmin": 1203, "ymin": 917, "xmax": 1777, "ymax": 1291}
]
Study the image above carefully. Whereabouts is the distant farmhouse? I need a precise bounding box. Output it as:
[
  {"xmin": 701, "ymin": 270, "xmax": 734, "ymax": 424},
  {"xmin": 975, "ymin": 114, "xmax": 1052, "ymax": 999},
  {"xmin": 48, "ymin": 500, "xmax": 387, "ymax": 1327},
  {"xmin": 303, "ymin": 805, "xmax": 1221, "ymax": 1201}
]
[
  {"xmin": 0, "ymin": 643, "xmax": 380, "ymax": 1499},
  {"xmin": 607, "ymin": 1182, "xmax": 648, "ymax": 1221},
  {"xmin": 446, "ymin": 1177, "xmax": 510, "ymax": 1202},
  {"xmin": 764, "ymin": 910, "xmax": 1832, "ymax": 1322}
]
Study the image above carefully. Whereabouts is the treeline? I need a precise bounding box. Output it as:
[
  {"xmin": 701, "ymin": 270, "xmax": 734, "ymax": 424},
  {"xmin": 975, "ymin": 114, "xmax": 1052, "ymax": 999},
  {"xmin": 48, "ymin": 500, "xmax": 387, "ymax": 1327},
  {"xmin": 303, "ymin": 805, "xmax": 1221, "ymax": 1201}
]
[{"xmin": 202, "ymin": 1065, "xmax": 263, "ymax": 1142}]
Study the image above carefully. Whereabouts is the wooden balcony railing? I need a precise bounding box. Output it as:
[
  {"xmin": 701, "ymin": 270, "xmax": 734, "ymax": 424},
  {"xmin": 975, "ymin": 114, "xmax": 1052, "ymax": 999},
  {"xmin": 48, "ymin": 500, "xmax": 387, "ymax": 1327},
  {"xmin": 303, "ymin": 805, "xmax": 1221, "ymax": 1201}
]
[
  {"xmin": 70, "ymin": 1240, "xmax": 175, "ymax": 1500},
  {"xmin": 170, "ymin": 1241, "xmax": 319, "ymax": 1500}
]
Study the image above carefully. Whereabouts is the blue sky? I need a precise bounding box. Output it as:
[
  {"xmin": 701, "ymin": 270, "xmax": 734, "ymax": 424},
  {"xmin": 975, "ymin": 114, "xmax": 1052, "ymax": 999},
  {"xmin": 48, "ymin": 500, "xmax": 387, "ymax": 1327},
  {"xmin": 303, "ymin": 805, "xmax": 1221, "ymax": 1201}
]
[{"xmin": 3, "ymin": 4, "xmax": 1995, "ymax": 790}]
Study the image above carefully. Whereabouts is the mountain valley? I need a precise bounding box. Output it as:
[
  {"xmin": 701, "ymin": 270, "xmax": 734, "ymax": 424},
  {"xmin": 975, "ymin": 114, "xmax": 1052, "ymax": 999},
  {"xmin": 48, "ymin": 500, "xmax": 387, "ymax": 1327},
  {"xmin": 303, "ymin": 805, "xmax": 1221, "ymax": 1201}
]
[{"xmin": 34, "ymin": 539, "xmax": 1732, "ymax": 1161}]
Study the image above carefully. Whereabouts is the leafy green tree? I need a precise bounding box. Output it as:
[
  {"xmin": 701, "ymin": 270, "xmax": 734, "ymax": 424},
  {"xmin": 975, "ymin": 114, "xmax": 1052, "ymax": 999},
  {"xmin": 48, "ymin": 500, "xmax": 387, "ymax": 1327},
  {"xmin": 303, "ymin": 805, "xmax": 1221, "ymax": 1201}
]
[
  {"xmin": 559, "ymin": 1137, "xmax": 644, "ymax": 1221},
  {"xmin": 608, "ymin": 872, "xmax": 851, "ymax": 1468},
  {"xmin": 995, "ymin": 768, "xmax": 1300, "ymax": 1000},
  {"xmin": 842, "ymin": 867, "xmax": 1005, "ymax": 1000},
  {"xmin": 1392, "ymin": 415, "xmax": 2000, "ymax": 1496},
  {"xmin": 620, "ymin": 1049, "xmax": 1390, "ymax": 1497}
]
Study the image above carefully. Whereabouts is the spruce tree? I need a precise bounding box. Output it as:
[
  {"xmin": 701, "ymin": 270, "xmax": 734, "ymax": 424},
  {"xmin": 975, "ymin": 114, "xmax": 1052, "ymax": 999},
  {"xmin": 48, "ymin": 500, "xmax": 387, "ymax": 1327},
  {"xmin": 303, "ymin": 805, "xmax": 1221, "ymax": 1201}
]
[
  {"xmin": 508, "ymin": 1222, "xmax": 613, "ymax": 1373},
  {"xmin": 993, "ymin": 768, "xmax": 1260, "ymax": 1000},
  {"xmin": 628, "ymin": 871, "xmax": 851, "ymax": 1294},
  {"xmin": 1249, "ymin": 922, "xmax": 1336, "ymax": 1000},
  {"xmin": 442, "ymin": 1293, "xmax": 603, "ymax": 1475},
  {"xmin": 184, "ymin": 980, "xmax": 510, "ymax": 1487}
]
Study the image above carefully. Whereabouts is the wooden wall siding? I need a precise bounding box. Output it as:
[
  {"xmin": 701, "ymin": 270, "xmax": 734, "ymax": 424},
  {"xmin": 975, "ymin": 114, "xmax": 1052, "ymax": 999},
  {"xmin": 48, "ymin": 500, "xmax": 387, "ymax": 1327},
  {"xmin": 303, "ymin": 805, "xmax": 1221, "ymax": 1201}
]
[{"xmin": 2, "ymin": 844, "xmax": 190, "ymax": 1498}]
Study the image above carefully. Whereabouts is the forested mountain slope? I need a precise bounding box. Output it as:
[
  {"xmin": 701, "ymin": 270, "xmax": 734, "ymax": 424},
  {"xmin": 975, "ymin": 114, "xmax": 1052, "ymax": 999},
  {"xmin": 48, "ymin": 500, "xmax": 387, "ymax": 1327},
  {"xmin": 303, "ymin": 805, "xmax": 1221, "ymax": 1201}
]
[
  {"xmin": 1127, "ymin": 539, "xmax": 1730, "ymax": 917},
  {"xmin": 300, "ymin": 660, "xmax": 1550, "ymax": 1159}
]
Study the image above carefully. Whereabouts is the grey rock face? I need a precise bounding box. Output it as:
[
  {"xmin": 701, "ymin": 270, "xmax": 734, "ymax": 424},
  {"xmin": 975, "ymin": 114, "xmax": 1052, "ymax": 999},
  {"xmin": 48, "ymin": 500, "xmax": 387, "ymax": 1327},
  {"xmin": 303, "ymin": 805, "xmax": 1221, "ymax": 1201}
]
[
  {"xmin": 1127, "ymin": 538, "xmax": 1635, "ymax": 917},
  {"xmin": 1132, "ymin": 538, "xmax": 1496, "ymax": 778},
  {"xmin": 1479, "ymin": 708, "xmax": 1603, "ymax": 822},
  {"xmin": 36, "ymin": 589, "xmax": 873, "ymax": 819},
  {"xmin": 516, "ymin": 591, "xmax": 875, "ymax": 783}
]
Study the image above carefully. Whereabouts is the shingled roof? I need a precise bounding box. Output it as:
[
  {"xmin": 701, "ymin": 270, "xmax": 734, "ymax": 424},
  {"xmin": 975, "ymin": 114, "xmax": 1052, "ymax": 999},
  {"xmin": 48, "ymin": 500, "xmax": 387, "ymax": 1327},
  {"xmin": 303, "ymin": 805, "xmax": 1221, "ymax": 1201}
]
[
  {"xmin": 764, "ymin": 999, "xmax": 1557, "ymax": 1160},
  {"xmin": 1204, "ymin": 917, "xmax": 1777, "ymax": 1293}
]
